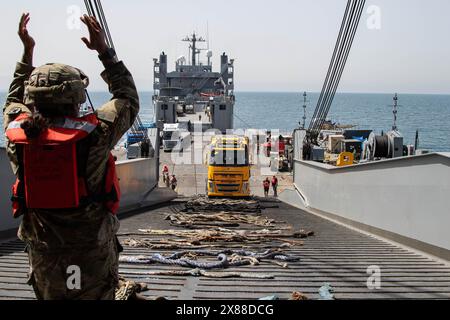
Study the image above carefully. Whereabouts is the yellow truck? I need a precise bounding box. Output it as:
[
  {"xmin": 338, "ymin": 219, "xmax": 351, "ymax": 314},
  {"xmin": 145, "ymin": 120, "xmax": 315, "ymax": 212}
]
[{"xmin": 206, "ymin": 136, "xmax": 251, "ymax": 197}]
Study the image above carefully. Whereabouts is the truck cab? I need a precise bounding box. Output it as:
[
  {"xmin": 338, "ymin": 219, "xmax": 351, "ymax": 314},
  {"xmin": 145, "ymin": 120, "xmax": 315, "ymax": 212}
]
[
  {"xmin": 162, "ymin": 123, "xmax": 189, "ymax": 152},
  {"xmin": 206, "ymin": 136, "xmax": 251, "ymax": 197}
]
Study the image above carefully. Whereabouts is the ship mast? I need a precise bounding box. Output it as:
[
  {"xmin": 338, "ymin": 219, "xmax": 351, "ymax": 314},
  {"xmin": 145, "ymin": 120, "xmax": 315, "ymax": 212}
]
[
  {"xmin": 301, "ymin": 92, "xmax": 308, "ymax": 129},
  {"xmin": 392, "ymin": 93, "xmax": 399, "ymax": 131},
  {"xmin": 183, "ymin": 32, "xmax": 206, "ymax": 66}
]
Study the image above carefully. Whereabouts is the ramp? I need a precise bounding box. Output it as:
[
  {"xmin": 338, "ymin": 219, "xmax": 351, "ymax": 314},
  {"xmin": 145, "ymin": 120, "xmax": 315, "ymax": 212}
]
[{"xmin": 1, "ymin": 201, "xmax": 450, "ymax": 300}]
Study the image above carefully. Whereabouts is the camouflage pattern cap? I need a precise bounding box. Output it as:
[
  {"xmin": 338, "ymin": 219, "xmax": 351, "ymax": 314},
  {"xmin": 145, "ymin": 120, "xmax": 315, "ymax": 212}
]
[{"xmin": 24, "ymin": 63, "xmax": 89, "ymax": 105}]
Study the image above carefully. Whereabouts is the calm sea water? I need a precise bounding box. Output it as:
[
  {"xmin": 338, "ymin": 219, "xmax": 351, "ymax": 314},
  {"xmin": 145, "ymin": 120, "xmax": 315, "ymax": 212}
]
[{"xmin": 1, "ymin": 91, "xmax": 449, "ymax": 152}]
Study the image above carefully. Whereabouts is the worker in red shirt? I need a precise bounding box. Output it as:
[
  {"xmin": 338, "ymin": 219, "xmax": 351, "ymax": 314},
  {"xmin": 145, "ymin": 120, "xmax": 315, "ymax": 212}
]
[
  {"xmin": 263, "ymin": 178, "xmax": 270, "ymax": 197},
  {"xmin": 162, "ymin": 165, "xmax": 169, "ymax": 184},
  {"xmin": 272, "ymin": 175, "xmax": 279, "ymax": 197}
]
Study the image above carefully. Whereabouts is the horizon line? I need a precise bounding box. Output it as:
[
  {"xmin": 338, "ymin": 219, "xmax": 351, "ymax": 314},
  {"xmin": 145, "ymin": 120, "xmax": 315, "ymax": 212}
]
[{"xmin": 1, "ymin": 90, "xmax": 450, "ymax": 96}]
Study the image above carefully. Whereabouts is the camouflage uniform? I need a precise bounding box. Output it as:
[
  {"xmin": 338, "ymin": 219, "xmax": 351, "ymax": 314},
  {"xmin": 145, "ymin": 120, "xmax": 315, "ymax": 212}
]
[{"xmin": 3, "ymin": 59, "xmax": 139, "ymax": 299}]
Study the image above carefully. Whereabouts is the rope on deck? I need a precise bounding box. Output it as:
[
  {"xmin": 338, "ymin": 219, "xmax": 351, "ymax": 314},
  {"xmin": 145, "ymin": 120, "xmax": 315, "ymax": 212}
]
[
  {"xmin": 140, "ymin": 268, "xmax": 274, "ymax": 279},
  {"xmin": 119, "ymin": 249, "xmax": 299, "ymax": 270}
]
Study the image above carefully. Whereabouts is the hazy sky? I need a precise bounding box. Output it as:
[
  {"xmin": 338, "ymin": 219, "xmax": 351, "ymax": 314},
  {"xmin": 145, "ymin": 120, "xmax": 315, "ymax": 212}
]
[{"xmin": 1, "ymin": 0, "xmax": 450, "ymax": 93}]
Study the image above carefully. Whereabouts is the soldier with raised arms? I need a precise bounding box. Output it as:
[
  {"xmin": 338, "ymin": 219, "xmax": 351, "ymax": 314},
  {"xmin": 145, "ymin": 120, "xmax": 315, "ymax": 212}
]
[{"xmin": 3, "ymin": 13, "xmax": 139, "ymax": 299}]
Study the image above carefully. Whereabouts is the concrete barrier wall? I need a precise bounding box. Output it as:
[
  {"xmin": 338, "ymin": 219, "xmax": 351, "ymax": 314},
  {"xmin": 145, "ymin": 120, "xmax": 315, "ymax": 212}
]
[
  {"xmin": 0, "ymin": 148, "xmax": 20, "ymax": 235},
  {"xmin": 115, "ymin": 157, "xmax": 158, "ymax": 212},
  {"xmin": 293, "ymin": 153, "xmax": 450, "ymax": 257}
]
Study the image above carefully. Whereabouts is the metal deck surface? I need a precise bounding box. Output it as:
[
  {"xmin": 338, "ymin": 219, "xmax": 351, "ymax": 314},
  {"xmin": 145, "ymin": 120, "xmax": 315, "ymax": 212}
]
[
  {"xmin": 1, "ymin": 139, "xmax": 449, "ymax": 300},
  {"xmin": 1, "ymin": 200, "xmax": 450, "ymax": 300}
]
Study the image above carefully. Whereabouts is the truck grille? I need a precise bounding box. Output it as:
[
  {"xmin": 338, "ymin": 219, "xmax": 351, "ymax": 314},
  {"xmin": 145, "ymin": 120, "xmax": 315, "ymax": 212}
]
[
  {"xmin": 216, "ymin": 174, "xmax": 241, "ymax": 180},
  {"xmin": 216, "ymin": 183, "xmax": 240, "ymax": 192}
]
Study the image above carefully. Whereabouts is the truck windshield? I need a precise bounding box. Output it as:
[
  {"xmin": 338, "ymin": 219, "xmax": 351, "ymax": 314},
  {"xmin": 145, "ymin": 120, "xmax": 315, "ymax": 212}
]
[
  {"xmin": 209, "ymin": 149, "xmax": 248, "ymax": 166},
  {"xmin": 163, "ymin": 131, "xmax": 179, "ymax": 140}
]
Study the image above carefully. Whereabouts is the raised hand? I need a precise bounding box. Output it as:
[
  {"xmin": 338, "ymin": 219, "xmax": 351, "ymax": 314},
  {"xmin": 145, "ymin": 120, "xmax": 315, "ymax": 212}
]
[
  {"xmin": 80, "ymin": 14, "xmax": 108, "ymax": 55},
  {"xmin": 18, "ymin": 12, "xmax": 35, "ymax": 50},
  {"xmin": 18, "ymin": 13, "xmax": 35, "ymax": 64}
]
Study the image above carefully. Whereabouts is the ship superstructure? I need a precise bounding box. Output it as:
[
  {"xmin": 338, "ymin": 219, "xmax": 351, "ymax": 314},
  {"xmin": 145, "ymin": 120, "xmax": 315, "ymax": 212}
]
[{"xmin": 153, "ymin": 33, "xmax": 235, "ymax": 133}]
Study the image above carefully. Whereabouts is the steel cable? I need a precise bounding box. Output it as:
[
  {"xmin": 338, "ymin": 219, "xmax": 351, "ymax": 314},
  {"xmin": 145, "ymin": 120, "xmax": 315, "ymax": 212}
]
[
  {"xmin": 308, "ymin": 0, "xmax": 366, "ymax": 141},
  {"xmin": 84, "ymin": 0, "xmax": 147, "ymax": 140},
  {"xmin": 310, "ymin": 0, "xmax": 355, "ymax": 132},
  {"xmin": 309, "ymin": 0, "xmax": 352, "ymax": 131},
  {"xmin": 315, "ymin": 0, "xmax": 366, "ymax": 133},
  {"xmin": 312, "ymin": 0, "xmax": 359, "ymax": 132},
  {"xmin": 312, "ymin": 0, "xmax": 364, "ymax": 133}
]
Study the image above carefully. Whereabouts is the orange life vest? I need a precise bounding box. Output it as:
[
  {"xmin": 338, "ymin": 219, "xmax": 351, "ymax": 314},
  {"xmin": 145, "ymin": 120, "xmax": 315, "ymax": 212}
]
[{"xmin": 5, "ymin": 113, "xmax": 120, "ymax": 218}]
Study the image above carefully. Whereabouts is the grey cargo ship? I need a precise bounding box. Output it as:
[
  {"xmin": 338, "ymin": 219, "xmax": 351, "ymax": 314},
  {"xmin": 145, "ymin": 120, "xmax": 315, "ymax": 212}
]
[{"xmin": 153, "ymin": 33, "xmax": 235, "ymax": 133}]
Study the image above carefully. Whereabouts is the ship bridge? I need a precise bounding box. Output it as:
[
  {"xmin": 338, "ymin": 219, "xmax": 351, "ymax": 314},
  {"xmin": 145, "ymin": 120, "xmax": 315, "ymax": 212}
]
[{"xmin": 153, "ymin": 33, "xmax": 234, "ymax": 98}]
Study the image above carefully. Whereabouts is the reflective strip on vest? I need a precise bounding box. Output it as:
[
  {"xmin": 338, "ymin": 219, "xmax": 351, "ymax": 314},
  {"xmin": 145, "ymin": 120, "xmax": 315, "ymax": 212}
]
[
  {"xmin": 7, "ymin": 117, "xmax": 97, "ymax": 134},
  {"xmin": 6, "ymin": 121, "xmax": 23, "ymax": 130},
  {"xmin": 61, "ymin": 118, "xmax": 97, "ymax": 133}
]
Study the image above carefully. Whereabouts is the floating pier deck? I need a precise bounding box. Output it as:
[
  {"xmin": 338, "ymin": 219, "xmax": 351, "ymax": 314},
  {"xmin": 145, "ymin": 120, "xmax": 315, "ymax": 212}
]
[{"xmin": 1, "ymin": 201, "xmax": 450, "ymax": 300}]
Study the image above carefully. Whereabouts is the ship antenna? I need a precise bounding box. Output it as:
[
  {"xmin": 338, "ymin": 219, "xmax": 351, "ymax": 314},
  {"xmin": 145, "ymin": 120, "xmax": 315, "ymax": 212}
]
[
  {"xmin": 415, "ymin": 129, "xmax": 420, "ymax": 150},
  {"xmin": 392, "ymin": 93, "xmax": 399, "ymax": 131},
  {"xmin": 207, "ymin": 21, "xmax": 211, "ymax": 66},
  {"xmin": 183, "ymin": 32, "xmax": 206, "ymax": 66},
  {"xmin": 301, "ymin": 92, "xmax": 308, "ymax": 129},
  {"xmin": 207, "ymin": 21, "xmax": 210, "ymax": 50}
]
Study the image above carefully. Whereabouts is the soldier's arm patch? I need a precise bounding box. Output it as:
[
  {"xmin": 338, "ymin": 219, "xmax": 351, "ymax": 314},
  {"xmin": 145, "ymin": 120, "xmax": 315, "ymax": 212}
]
[
  {"xmin": 3, "ymin": 103, "xmax": 31, "ymax": 131},
  {"xmin": 96, "ymin": 99, "xmax": 128, "ymax": 124},
  {"xmin": 96, "ymin": 98, "xmax": 133, "ymax": 148}
]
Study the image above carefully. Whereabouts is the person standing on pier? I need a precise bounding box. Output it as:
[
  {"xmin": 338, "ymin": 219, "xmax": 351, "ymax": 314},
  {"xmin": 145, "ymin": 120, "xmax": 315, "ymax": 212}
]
[
  {"xmin": 170, "ymin": 175, "xmax": 178, "ymax": 191},
  {"xmin": 3, "ymin": 13, "xmax": 139, "ymax": 299},
  {"xmin": 140, "ymin": 138, "xmax": 150, "ymax": 158},
  {"xmin": 263, "ymin": 178, "xmax": 270, "ymax": 197},
  {"xmin": 162, "ymin": 164, "xmax": 170, "ymax": 183},
  {"xmin": 272, "ymin": 175, "xmax": 279, "ymax": 197}
]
